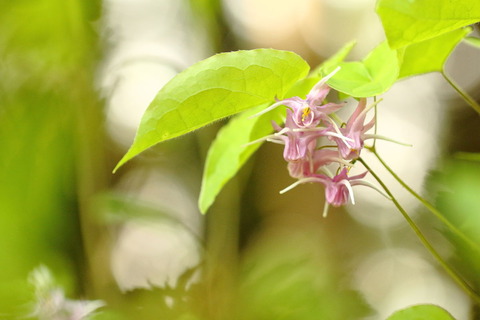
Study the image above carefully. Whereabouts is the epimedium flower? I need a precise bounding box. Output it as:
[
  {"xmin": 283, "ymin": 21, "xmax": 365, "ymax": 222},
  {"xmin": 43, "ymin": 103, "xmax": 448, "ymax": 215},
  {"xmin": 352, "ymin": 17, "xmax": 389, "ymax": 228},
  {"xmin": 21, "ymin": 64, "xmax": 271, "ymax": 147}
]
[
  {"xmin": 287, "ymin": 149, "xmax": 352, "ymax": 179},
  {"xmin": 272, "ymin": 110, "xmax": 324, "ymax": 162},
  {"xmin": 251, "ymin": 66, "xmax": 344, "ymax": 129},
  {"xmin": 329, "ymin": 98, "xmax": 375, "ymax": 160},
  {"xmin": 245, "ymin": 66, "xmax": 397, "ymax": 217},
  {"xmin": 280, "ymin": 167, "xmax": 389, "ymax": 217},
  {"xmin": 322, "ymin": 168, "xmax": 368, "ymax": 206},
  {"xmin": 247, "ymin": 109, "xmax": 352, "ymax": 162},
  {"xmin": 329, "ymin": 98, "xmax": 409, "ymax": 161}
]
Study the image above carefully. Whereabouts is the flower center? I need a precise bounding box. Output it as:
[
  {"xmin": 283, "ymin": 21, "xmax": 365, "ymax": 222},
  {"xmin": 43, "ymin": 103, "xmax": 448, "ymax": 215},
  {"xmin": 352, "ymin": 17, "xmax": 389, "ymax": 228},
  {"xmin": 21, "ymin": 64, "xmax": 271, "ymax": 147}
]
[{"xmin": 301, "ymin": 107, "xmax": 311, "ymax": 122}]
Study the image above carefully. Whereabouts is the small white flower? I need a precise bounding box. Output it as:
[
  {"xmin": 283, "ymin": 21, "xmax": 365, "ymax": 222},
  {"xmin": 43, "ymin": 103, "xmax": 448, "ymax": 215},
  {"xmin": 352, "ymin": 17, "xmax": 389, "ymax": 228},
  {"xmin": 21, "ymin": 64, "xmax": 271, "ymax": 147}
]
[{"xmin": 29, "ymin": 266, "xmax": 104, "ymax": 320}]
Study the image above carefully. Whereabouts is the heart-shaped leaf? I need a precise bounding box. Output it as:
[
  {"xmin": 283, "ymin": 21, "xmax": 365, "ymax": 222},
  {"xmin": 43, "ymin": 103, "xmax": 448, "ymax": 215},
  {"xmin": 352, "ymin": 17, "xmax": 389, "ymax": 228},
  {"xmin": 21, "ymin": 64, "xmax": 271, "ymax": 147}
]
[
  {"xmin": 398, "ymin": 27, "xmax": 471, "ymax": 79},
  {"xmin": 198, "ymin": 77, "xmax": 321, "ymax": 213},
  {"xmin": 114, "ymin": 49, "xmax": 310, "ymax": 172},
  {"xmin": 325, "ymin": 41, "xmax": 399, "ymax": 97},
  {"xmin": 377, "ymin": 0, "xmax": 480, "ymax": 49}
]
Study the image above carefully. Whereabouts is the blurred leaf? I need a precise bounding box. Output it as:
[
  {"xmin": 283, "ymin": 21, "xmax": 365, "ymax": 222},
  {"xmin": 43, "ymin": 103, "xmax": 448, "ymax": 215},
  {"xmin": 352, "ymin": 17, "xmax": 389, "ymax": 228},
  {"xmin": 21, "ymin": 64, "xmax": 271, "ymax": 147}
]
[
  {"xmin": 398, "ymin": 28, "xmax": 471, "ymax": 78},
  {"xmin": 312, "ymin": 40, "xmax": 356, "ymax": 76},
  {"xmin": 0, "ymin": 0, "xmax": 98, "ymax": 314},
  {"xmin": 114, "ymin": 49, "xmax": 310, "ymax": 172},
  {"xmin": 386, "ymin": 304, "xmax": 455, "ymax": 320},
  {"xmin": 97, "ymin": 193, "xmax": 188, "ymax": 226},
  {"xmin": 434, "ymin": 160, "xmax": 480, "ymax": 246},
  {"xmin": 427, "ymin": 159, "xmax": 480, "ymax": 289},
  {"xmin": 376, "ymin": 0, "xmax": 480, "ymax": 49},
  {"xmin": 117, "ymin": 266, "xmax": 203, "ymax": 320},
  {"xmin": 326, "ymin": 42, "xmax": 399, "ymax": 97},
  {"xmin": 198, "ymin": 76, "xmax": 321, "ymax": 214},
  {"xmin": 199, "ymin": 104, "xmax": 281, "ymax": 214},
  {"xmin": 238, "ymin": 228, "xmax": 371, "ymax": 320},
  {"xmin": 464, "ymin": 36, "xmax": 480, "ymax": 48},
  {"xmin": 187, "ymin": 0, "xmax": 225, "ymax": 51}
]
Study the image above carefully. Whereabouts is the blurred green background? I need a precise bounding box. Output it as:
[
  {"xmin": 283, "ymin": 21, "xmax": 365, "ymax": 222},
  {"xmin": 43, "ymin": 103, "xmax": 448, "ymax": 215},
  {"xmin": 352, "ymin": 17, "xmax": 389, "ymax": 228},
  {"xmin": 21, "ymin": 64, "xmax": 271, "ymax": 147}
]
[{"xmin": 0, "ymin": 0, "xmax": 479, "ymax": 319}]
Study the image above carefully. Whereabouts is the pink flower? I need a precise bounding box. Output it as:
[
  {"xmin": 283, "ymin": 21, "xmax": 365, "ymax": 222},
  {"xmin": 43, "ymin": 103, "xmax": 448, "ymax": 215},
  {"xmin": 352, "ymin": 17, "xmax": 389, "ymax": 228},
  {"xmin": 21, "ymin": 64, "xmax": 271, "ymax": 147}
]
[
  {"xmin": 271, "ymin": 110, "xmax": 323, "ymax": 162},
  {"xmin": 330, "ymin": 98, "xmax": 375, "ymax": 160},
  {"xmin": 251, "ymin": 67, "xmax": 344, "ymax": 128},
  {"xmin": 322, "ymin": 168, "xmax": 368, "ymax": 207},
  {"xmin": 287, "ymin": 149, "xmax": 350, "ymax": 179},
  {"xmin": 244, "ymin": 67, "xmax": 395, "ymax": 216},
  {"xmin": 247, "ymin": 110, "xmax": 349, "ymax": 162},
  {"xmin": 280, "ymin": 167, "xmax": 389, "ymax": 217}
]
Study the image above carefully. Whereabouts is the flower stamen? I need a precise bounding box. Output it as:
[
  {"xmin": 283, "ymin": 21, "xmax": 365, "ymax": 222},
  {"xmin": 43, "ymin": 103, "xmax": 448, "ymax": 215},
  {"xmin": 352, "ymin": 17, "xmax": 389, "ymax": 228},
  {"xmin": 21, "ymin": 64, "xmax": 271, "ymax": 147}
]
[{"xmin": 301, "ymin": 107, "xmax": 311, "ymax": 122}]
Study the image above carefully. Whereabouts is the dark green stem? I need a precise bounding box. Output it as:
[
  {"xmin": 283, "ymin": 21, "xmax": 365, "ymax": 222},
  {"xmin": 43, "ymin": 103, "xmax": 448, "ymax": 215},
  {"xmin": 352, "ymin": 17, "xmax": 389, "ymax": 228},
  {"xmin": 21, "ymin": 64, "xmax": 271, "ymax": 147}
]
[
  {"xmin": 370, "ymin": 149, "xmax": 480, "ymax": 255},
  {"xmin": 442, "ymin": 70, "xmax": 480, "ymax": 115},
  {"xmin": 359, "ymin": 157, "xmax": 480, "ymax": 304}
]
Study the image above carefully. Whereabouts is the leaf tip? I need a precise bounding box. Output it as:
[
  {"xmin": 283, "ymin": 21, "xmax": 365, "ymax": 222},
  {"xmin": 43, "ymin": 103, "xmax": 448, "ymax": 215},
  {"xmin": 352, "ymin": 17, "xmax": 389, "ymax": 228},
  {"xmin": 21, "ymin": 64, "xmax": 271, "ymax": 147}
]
[
  {"xmin": 198, "ymin": 178, "xmax": 217, "ymax": 215},
  {"xmin": 112, "ymin": 160, "xmax": 124, "ymax": 174},
  {"xmin": 198, "ymin": 197, "xmax": 210, "ymax": 215},
  {"xmin": 112, "ymin": 151, "xmax": 134, "ymax": 174}
]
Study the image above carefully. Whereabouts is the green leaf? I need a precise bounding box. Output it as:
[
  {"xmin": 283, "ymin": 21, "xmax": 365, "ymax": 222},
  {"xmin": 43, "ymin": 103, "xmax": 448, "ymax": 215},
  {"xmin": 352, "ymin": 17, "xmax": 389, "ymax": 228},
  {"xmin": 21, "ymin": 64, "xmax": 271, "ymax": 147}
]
[
  {"xmin": 464, "ymin": 36, "xmax": 480, "ymax": 48},
  {"xmin": 387, "ymin": 304, "xmax": 455, "ymax": 320},
  {"xmin": 325, "ymin": 41, "xmax": 399, "ymax": 97},
  {"xmin": 398, "ymin": 28, "xmax": 471, "ymax": 79},
  {"xmin": 198, "ymin": 105, "xmax": 281, "ymax": 214},
  {"xmin": 198, "ymin": 76, "xmax": 320, "ymax": 214},
  {"xmin": 312, "ymin": 40, "xmax": 356, "ymax": 76},
  {"xmin": 114, "ymin": 49, "xmax": 310, "ymax": 172},
  {"xmin": 377, "ymin": 0, "xmax": 480, "ymax": 49}
]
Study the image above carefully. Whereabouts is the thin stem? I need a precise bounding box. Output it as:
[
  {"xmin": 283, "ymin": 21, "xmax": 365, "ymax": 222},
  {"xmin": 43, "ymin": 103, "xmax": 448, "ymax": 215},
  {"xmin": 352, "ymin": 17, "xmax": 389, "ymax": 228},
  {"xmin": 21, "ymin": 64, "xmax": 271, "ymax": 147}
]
[
  {"xmin": 373, "ymin": 96, "xmax": 378, "ymax": 149},
  {"xmin": 329, "ymin": 112, "xmax": 344, "ymax": 126},
  {"xmin": 371, "ymin": 149, "xmax": 480, "ymax": 255},
  {"xmin": 359, "ymin": 157, "xmax": 480, "ymax": 304},
  {"xmin": 442, "ymin": 70, "xmax": 480, "ymax": 115}
]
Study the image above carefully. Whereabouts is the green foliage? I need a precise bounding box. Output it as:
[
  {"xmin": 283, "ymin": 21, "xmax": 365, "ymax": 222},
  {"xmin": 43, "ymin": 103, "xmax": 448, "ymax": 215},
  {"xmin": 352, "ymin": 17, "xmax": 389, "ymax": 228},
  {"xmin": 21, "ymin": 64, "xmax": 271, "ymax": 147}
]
[
  {"xmin": 377, "ymin": 0, "xmax": 480, "ymax": 49},
  {"xmin": 238, "ymin": 228, "xmax": 371, "ymax": 320},
  {"xmin": 97, "ymin": 192, "xmax": 190, "ymax": 226},
  {"xmin": 428, "ymin": 158, "xmax": 480, "ymax": 290},
  {"xmin": 114, "ymin": 49, "xmax": 310, "ymax": 172},
  {"xmin": 198, "ymin": 77, "xmax": 320, "ymax": 213},
  {"xmin": 398, "ymin": 28, "xmax": 471, "ymax": 78},
  {"xmin": 197, "ymin": 40, "xmax": 368, "ymax": 213},
  {"xmin": 325, "ymin": 41, "xmax": 399, "ymax": 97},
  {"xmin": 198, "ymin": 104, "xmax": 282, "ymax": 214},
  {"xmin": 312, "ymin": 40, "xmax": 356, "ymax": 76},
  {"xmin": 0, "ymin": 0, "xmax": 99, "ymax": 314},
  {"xmin": 386, "ymin": 304, "xmax": 455, "ymax": 320}
]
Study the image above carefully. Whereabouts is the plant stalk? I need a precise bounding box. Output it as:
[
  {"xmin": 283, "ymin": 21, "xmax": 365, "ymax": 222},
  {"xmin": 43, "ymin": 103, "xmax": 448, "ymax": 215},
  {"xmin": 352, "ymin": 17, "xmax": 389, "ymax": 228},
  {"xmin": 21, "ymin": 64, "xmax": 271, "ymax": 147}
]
[
  {"xmin": 370, "ymin": 149, "xmax": 480, "ymax": 255},
  {"xmin": 359, "ymin": 157, "xmax": 480, "ymax": 304},
  {"xmin": 442, "ymin": 70, "xmax": 480, "ymax": 115}
]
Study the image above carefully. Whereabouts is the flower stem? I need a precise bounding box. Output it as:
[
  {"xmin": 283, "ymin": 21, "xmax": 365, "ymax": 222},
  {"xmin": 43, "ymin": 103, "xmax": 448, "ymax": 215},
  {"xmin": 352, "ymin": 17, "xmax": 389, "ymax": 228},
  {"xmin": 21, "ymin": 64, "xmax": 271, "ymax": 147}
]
[
  {"xmin": 359, "ymin": 157, "xmax": 480, "ymax": 304},
  {"xmin": 370, "ymin": 149, "xmax": 480, "ymax": 255},
  {"xmin": 442, "ymin": 70, "xmax": 480, "ymax": 115}
]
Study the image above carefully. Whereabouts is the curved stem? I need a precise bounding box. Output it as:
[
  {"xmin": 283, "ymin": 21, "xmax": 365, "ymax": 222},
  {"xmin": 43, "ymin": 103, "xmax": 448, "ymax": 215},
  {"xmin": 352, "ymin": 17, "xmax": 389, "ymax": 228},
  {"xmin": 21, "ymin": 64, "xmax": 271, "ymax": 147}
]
[
  {"xmin": 359, "ymin": 157, "xmax": 480, "ymax": 304},
  {"xmin": 371, "ymin": 149, "xmax": 480, "ymax": 255},
  {"xmin": 442, "ymin": 70, "xmax": 480, "ymax": 115}
]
